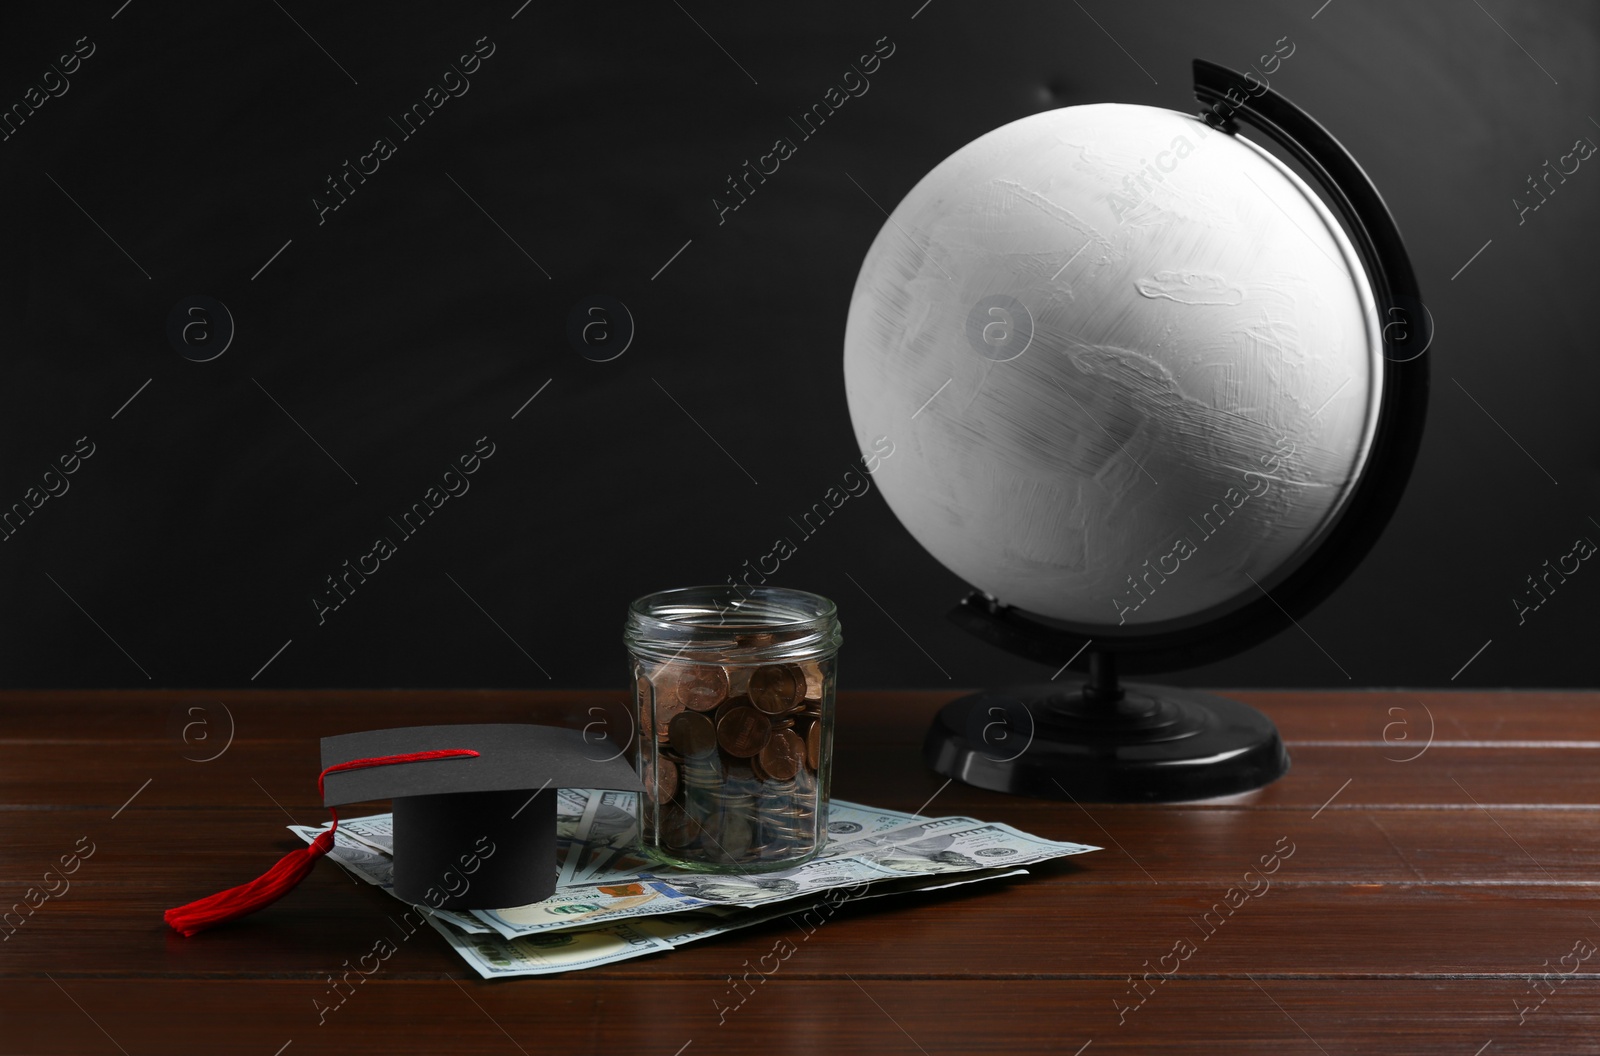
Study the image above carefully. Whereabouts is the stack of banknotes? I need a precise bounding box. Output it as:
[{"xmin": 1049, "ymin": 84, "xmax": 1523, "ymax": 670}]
[{"xmin": 290, "ymin": 789, "xmax": 1098, "ymax": 977}]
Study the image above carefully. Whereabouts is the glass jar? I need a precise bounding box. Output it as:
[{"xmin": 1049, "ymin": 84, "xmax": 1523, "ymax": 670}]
[{"xmin": 623, "ymin": 586, "xmax": 841, "ymax": 873}]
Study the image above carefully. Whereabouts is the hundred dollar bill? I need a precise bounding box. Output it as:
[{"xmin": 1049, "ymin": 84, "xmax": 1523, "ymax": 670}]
[
  {"xmin": 427, "ymin": 914, "xmax": 673, "ymax": 979},
  {"xmin": 826, "ymin": 815, "xmax": 986, "ymax": 848},
  {"xmin": 472, "ymin": 879, "xmax": 711, "ymax": 939},
  {"xmin": 635, "ymin": 867, "xmax": 1033, "ymax": 948},
  {"xmin": 835, "ymin": 817, "xmax": 1099, "ymax": 875},
  {"xmin": 288, "ymin": 824, "xmax": 491, "ymax": 935},
  {"xmin": 477, "ymin": 852, "xmax": 911, "ymax": 940},
  {"xmin": 578, "ymin": 847, "xmax": 655, "ymax": 889},
  {"xmin": 562, "ymin": 789, "xmax": 640, "ymax": 888},
  {"xmin": 288, "ymin": 824, "xmax": 395, "ymax": 886},
  {"xmin": 437, "ymin": 866, "xmax": 1032, "ymax": 976},
  {"xmin": 823, "ymin": 800, "xmax": 932, "ymax": 841},
  {"xmin": 331, "ymin": 814, "xmax": 394, "ymax": 855},
  {"xmin": 646, "ymin": 854, "xmax": 908, "ymax": 908}
]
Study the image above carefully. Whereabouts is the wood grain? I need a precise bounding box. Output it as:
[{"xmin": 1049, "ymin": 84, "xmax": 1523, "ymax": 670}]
[{"xmin": 2, "ymin": 690, "xmax": 1596, "ymax": 1055}]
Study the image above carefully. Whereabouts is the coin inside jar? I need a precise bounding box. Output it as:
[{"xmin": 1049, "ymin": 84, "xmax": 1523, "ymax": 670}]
[
  {"xmin": 714, "ymin": 694, "xmax": 752, "ymax": 725},
  {"xmin": 758, "ymin": 728, "xmax": 805, "ymax": 781},
  {"xmin": 668, "ymin": 710, "xmax": 718, "ymax": 757},
  {"xmin": 806, "ymin": 720, "xmax": 821, "ymax": 771},
  {"xmin": 748, "ymin": 664, "xmax": 805, "ymax": 714},
  {"xmin": 659, "ymin": 803, "xmax": 702, "ymax": 850},
  {"xmin": 655, "ymin": 687, "xmax": 688, "ymax": 721},
  {"xmin": 641, "ymin": 754, "xmax": 679, "ymax": 803},
  {"xmin": 705, "ymin": 813, "xmax": 754, "ymax": 860},
  {"xmin": 670, "ymin": 664, "xmax": 729, "ymax": 711},
  {"xmin": 716, "ymin": 705, "xmax": 772, "ymax": 758}
]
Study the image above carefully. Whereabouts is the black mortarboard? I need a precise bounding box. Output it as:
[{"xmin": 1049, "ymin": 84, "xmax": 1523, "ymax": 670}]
[
  {"xmin": 320, "ymin": 723, "xmax": 642, "ymax": 909},
  {"xmin": 164, "ymin": 723, "xmax": 642, "ymax": 936}
]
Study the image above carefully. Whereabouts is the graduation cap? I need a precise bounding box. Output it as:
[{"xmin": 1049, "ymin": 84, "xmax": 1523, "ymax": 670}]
[{"xmin": 164, "ymin": 723, "xmax": 643, "ymax": 937}]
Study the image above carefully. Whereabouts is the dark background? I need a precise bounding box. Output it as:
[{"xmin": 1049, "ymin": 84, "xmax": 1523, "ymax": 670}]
[{"xmin": 0, "ymin": 0, "xmax": 1594, "ymax": 691}]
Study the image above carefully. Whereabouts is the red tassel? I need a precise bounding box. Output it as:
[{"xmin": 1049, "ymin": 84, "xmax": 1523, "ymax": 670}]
[
  {"xmin": 164, "ymin": 748, "xmax": 478, "ymax": 936},
  {"xmin": 163, "ymin": 827, "xmax": 337, "ymax": 937}
]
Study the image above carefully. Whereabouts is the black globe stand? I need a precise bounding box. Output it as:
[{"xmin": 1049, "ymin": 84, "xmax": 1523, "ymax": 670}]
[
  {"xmin": 923, "ymin": 648, "xmax": 1288, "ymax": 803},
  {"xmin": 921, "ymin": 59, "xmax": 1430, "ymax": 803}
]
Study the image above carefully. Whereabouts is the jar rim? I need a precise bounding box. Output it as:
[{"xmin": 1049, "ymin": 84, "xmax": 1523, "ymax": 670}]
[
  {"xmin": 624, "ymin": 585, "xmax": 841, "ymax": 663},
  {"xmin": 629, "ymin": 584, "xmax": 834, "ymax": 626}
]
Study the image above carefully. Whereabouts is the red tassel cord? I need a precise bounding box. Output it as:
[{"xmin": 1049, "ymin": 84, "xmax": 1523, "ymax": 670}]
[{"xmin": 163, "ymin": 748, "xmax": 479, "ymax": 937}]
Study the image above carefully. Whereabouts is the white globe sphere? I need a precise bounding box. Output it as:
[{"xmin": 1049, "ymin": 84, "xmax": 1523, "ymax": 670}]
[{"xmin": 844, "ymin": 103, "xmax": 1382, "ymax": 628}]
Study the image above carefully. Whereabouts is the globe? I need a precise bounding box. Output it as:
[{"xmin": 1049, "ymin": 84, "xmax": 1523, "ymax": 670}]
[{"xmin": 844, "ymin": 102, "xmax": 1383, "ymax": 631}]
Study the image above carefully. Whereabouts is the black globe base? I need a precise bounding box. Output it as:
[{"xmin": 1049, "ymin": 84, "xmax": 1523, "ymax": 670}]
[{"xmin": 923, "ymin": 656, "xmax": 1289, "ymax": 802}]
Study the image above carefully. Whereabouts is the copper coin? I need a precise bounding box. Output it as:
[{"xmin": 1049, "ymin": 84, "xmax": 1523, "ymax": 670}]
[
  {"xmin": 640, "ymin": 755, "xmax": 679, "ymax": 804},
  {"xmin": 735, "ymin": 631, "xmax": 776, "ymax": 649},
  {"xmin": 705, "ymin": 814, "xmax": 754, "ymax": 861},
  {"xmin": 749, "ymin": 752, "xmax": 770, "ymax": 782},
  {"xmin": 680, "ymin": 756, "xmax": 722, "ymax": 790},
  {"xmin": 660, "ymin": 804, "xmax": 701, "ymax": 850},
  {"xmin": 749, "ymin": 664, "xmax": 804, "ymax": 715},
  {"xmin": 806, "ymin": 720, "xmax": 821, "ymax": 771},
  {"xmin": 668, "ymin": 711, "xmax": 718, "ymax": 757},
  {"xmin": 655, "ymin": 689, "xmax": 687, "ymax": 722},
  {"xmin": 655, "ymin": 703, "xmax": 684, "ymax": 744},
  {"xmin": 668, "ymin": 664, "xmax": 729, "ymax": 711},
  {"xmin": 759, "ymin": 728, "xmax": 804, "ymax": 781},
  {"xmin": 714, "ymin": 694, "xmax": 753, "ymax": 725},
  {"xmin": 716, "ymin": 705, "xmax": 772, "ymax": 758}
]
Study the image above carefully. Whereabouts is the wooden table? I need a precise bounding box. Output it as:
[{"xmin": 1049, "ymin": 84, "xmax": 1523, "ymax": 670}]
[{"xmin": 3, "ymin": 690, "xmax": 1597, "ymax": 1055}]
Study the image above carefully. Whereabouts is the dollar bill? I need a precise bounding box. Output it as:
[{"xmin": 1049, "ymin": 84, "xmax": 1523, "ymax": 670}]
[
  {"xmin": 833, "ymin": 817, "xmax": 1099, "ymax": 875},
  {"xmin": 293, "ymin": 798, "xmax": 1099, "ymax": 960},
  {"xmin": 472, "ymin": 879, "xmax": 709, "ymax": 939},
  {"xmin": 331, "ymin": 814, "xmax": 393, "ymax": 855},
  {"xmin": 473, "ymin": 852, "xmax": 912, "ymax": 941},
  {"xmin": 826, "ymin": 815, "xmax": 987, "ymax": 849},
  {"xmin": 438, "ymin": 866, "xmax": 1035, "ymax": 977},
  {"xmin": 634, "ymin": 867, "xmax": 1032, "ymax": 948},
  {"xmin": 427, "ymin": 914, "xmax": 673, "ymax": 979},
  {"xmin": 578, "ymin": 848, "xmax": 657, "ymax": 889},
  {"xmin": 647, "ymin": 854, "xmax": 908, "ymax": 908},
  {"xmin": 561, "ymin": 789, "xmax": 640, "ymax": 888},
  {"xmin": 451, "ymin": 864, "xmax": 1036, "ymax": 979},
  {"xmin": 823, "ymin": 800, "xmax": 931, "ymax": 841},
  {"xmin": 288, "ymin": 824, "xmax": 394, "ymax": 886},
  {"xmin": 849, "ymin": 866, "xmax": 1032, "ymax": 901}
]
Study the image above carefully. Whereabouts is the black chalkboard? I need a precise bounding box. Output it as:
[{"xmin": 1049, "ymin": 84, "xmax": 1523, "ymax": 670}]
[{"xmin": 0, "ymin": 1, "xmax": 1594, "ymax": 689}]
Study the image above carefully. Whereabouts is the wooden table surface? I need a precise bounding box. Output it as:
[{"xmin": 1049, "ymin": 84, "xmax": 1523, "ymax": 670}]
[{"xmin": 3, "ymin": 689, "xmax": 1598, "ymax": 1055}]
